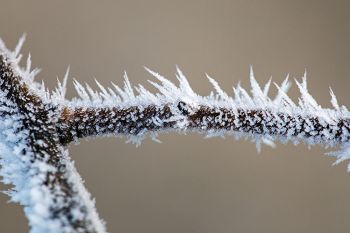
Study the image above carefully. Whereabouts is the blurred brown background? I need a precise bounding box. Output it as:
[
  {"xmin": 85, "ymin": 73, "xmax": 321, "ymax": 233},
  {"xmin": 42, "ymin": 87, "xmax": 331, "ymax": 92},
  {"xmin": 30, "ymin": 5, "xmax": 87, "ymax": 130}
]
[{"xmin": 1, "ymin": 0, "xmax": 350, "ymax": 232}]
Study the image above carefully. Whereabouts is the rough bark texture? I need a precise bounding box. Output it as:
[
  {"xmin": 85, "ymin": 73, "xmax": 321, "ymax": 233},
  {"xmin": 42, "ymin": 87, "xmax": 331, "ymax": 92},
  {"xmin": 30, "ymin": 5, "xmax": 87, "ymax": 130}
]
[{"xmin": 57, "ymin": 103, "xmax": 350, "ymax": 147}]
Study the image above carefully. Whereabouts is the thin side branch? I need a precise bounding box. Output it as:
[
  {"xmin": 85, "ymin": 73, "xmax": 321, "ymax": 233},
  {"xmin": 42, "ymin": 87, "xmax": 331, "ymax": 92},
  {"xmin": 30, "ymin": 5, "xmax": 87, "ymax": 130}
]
[
  {"xmin": 57, "ymin": 101, "xmax": 350, "ymax": 146},
  {"xmin": 57, "ymin": 104, "xmax": 350, "ymax": 148},
  {"xmin": 55, "ymin": 67, "xmax": 350, "ymax": 163}
]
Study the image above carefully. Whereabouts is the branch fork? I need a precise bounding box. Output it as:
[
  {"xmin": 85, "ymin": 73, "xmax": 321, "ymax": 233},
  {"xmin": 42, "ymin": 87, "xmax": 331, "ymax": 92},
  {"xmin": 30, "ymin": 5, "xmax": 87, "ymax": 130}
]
[{"xmin": 1, "ymin": 35, "xmax": 350, "ymax": 233}]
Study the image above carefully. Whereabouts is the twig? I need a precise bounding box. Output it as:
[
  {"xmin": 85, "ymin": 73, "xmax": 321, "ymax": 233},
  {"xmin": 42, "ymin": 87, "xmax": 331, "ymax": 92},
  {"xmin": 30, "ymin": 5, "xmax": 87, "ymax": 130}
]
[{"xmin": 1, "ymin": 35, "xmax": 350, "ymax": 233}]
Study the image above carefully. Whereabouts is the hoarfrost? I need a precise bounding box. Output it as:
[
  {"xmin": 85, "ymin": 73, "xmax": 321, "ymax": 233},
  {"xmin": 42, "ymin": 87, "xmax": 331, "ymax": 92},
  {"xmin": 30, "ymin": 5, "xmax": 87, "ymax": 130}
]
[
  {"xmin": 1, "ymin": 35, "xmax": 350, "ymax": 233},
  {"xmin": 0, "ymin": 36, "xmax": 106, "ymax": 233}
]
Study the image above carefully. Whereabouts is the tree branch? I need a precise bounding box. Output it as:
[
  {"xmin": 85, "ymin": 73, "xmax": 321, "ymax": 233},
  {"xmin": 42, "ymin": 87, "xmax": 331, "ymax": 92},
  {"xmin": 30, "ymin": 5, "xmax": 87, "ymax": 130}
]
[
  {"xmin": 57, "ymin": 102, "xmax": 350, "ymax": 151},
  {"xmin": 0, "ymin": 37, "xmax": 105, "ymax": 233},
  {"xmin": 1, "ymin": 35, "xmax": 350, "ymax": 233}
]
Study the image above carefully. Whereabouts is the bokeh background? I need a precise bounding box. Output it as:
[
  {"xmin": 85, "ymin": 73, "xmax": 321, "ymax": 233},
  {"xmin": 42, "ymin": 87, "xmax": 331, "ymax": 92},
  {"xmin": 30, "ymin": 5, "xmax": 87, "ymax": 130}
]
[{"xmin": 1, "ymin": 1, "xmax": 350, "ymax": 232}]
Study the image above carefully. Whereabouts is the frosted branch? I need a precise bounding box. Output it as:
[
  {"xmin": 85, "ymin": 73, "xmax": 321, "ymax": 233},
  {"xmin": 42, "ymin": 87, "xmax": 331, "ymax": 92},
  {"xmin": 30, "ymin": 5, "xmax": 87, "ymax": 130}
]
[
  {"xmin": 1, "ymin": 36, "xmax": 350, "ymax": 233},
  {"xmin": 0, "ymin": 36, "xmax": 105, "ymax": 233}
]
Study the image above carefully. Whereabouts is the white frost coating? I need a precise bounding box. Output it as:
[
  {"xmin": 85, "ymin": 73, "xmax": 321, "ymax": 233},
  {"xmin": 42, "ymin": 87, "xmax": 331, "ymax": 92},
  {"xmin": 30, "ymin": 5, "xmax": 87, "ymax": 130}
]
[
  {"xmin": 60, "ymin": 149, "xmax": 106, "ymax": 233},
  {"xmin": 2, "ymin": 34, "xmax": 350, "ymax": 231},
  {"xmin": 0, "ymin": 112, "xmax": 106, "ymax": 233},
  {"xmin": 0, "ymin": 103, "xmax": 60, "ymax": 233},
  {"xmin": 0, "ymin": 36, "xmax": 106, "ymax": 233}
]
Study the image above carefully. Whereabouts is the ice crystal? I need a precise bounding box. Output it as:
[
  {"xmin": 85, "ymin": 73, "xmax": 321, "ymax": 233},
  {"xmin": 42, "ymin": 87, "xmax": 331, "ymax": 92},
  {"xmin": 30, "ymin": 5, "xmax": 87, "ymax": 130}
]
[{"xmin": 1, "ymin": 35, "xmax": 350, "ymax": 233}]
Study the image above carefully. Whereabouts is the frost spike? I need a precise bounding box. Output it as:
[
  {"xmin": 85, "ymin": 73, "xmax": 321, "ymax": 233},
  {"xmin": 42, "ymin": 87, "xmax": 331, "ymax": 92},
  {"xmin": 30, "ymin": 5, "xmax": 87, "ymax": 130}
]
[
  {"xmin": 236, "ymin": 82, "xmax": 254, "ymax": 107},
  {"xmin": 330, "ymin": 87, "xmax": 340, "ymax": 110},
  {"xmin": 295, "ymin": 77, "xmax": 319, "ymax": 111},
  {"xmin": 176, "ymin": 65, "xmax": 196, "ymax": 98},
  {"xmin": 263, "ymin": 77, "xmax": 272, "ymax": 97},
  {"xmin": 107, "ymin": 86, "xmax": 119, "ymax": 100},
  {"xmin": 249, "ymin": 66, "xmax": 269, "ymax": 106},
  {"xmin": 273, "ymin": 82, "xmax": 295, "ymax": 108},
  {"xmin": 74, "ymin": 79, "xmax": 90, "ymax": 101},
  {"xmin": 233, "ymin": 85, "xmax": 242, "ymax": 104},
  {"xmin": 57, "ymin": 66, "xmax": 70, "ymax": 99},
  {"xmin": 29, "ymin": 67, "xmax": 41, "ymax": 80},
  {"xmin": 145, "ymin": 66, "xmax": 178, "ymax": 94},
  {"xmin": 206, "ymin": 73, "xmax": 230, "ymax": 101},
  {"xmin": 262, "ymin": 137, "xmax": 276, "ymax": 149},
  {"xmin": 148, "ymin": 79, "xmax": 172, "ymax": 99},
  {"xmin": 14, "ymin": 33, "xmax": 26, "ymax": 58},
  {"xmin": 123, "ymin": 71, "xmax": 135, "ymax": 100},
  {"xmin": 112, "ymin": 81, "xmax": 127, "ymax": 101},
  {"xmin": 25, "ymin": 53, "xmax": 31, "ymax": 74},
  {"xmin": 86, "ymin": 83, "xmax": 101, "ymax": 103},
  {"xmin": 95, "ymin": 79, "xmax": 111, "ymax": 101},
  {"xmin": 328, "ymin": 145, "xmax": 350, "ymax": 171},
  {"xmin": 135, "ymin": 84, "xmax": 159, "ymax": 104},
  {"xmin": 273, "ymin": 74, "xmax": 291, "ymax": 105},
  {"xmin": 255, "ymin": 138, "xmax": 262, "ymax": 154}
]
